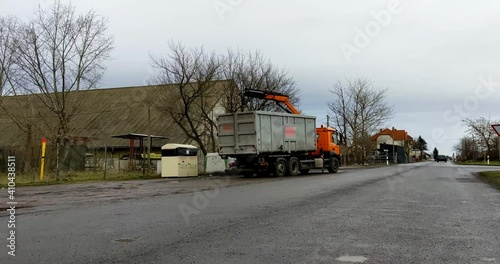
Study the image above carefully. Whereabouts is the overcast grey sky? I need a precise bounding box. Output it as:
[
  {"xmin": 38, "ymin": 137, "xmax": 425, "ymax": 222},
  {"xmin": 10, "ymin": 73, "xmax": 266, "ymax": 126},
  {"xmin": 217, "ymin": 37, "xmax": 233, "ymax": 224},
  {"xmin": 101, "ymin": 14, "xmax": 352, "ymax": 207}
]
[{"xmin": 2, "ymin": 0, "xmax": 500, "ymax": 155}]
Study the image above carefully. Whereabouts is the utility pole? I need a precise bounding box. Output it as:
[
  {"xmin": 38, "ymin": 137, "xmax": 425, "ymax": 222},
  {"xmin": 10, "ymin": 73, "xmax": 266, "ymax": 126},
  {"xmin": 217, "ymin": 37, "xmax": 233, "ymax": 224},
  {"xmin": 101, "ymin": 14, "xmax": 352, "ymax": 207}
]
[
  {"xmin": 104, "ymin": 144, "xmax": 107, "ymax": 179},
  {"xmin": 56, "ymin": 137, "xmax": 60, "ymax": 181},
  {"xmin": 147, "ymin": 104, "xmax": 152, "ymax": 175},
  {"xmin": 392, "ymin": 128, "xmax": 396, "ymax": 164},
  {"xmin": 327, "ymin": 115, "xmax": 330, "ymax": 127}
]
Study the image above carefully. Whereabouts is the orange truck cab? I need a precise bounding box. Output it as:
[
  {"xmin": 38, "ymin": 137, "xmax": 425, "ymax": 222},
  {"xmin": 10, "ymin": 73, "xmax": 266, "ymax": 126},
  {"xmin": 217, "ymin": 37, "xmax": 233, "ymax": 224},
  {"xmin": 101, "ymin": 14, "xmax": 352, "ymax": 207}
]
[{"xmin": 313, "ymin": 125, "xmax": 341, "ymax": 157}]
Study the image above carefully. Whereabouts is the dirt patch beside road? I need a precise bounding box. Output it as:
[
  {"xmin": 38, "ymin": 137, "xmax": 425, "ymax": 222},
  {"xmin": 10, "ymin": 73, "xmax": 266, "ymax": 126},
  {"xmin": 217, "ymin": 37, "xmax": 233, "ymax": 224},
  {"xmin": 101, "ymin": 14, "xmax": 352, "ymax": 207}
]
[
  {"xmin": 0, "ymin": 176, "xmax": 283, "ymax": 216},
  {"xmin": 0, "ymin": 167, "xmax": 356, "ymax": 216}
]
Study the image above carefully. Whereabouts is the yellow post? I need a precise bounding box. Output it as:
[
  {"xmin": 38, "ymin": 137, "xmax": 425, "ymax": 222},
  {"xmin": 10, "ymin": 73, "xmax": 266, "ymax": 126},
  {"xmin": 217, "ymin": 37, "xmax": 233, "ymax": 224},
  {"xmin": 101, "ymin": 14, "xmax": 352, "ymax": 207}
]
[{"xmin": 40, "ymin": 138, "xmax": 47, "ymax": 180}]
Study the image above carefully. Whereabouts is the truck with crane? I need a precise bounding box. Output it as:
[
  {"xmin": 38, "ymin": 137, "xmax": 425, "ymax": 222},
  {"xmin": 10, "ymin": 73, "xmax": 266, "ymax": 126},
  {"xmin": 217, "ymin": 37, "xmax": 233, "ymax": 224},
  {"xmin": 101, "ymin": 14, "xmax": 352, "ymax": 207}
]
[{"xmin": 217, "ymin": 89, "xmax": 342, "ymax": 177}]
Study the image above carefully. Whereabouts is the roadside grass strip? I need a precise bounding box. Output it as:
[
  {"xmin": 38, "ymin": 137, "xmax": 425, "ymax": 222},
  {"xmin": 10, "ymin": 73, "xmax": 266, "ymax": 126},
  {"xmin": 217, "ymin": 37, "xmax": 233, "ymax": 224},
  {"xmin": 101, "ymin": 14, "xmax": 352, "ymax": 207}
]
[
  {"xmin": 456, "ymin": 161, "xmax": 500, "ymax": 166},
  {"xmin": 478, "ymin": 171, "xmax": 500, "ymax": 189}
]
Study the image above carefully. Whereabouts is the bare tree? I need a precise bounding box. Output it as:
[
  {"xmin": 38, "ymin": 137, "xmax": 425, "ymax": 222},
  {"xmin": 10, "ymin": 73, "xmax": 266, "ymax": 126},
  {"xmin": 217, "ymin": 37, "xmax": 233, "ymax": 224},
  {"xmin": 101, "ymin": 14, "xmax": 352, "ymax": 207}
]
[
  {"xmin": 453, "ymin": 136, "xmax": 478, "ymax": 161},
  {"xmin": 16, "ymin": 2, "xmax": 113, "ymax": 134},
  {"xmin": 0, "ymin": 16, "xmax": 41, "ymax": 173},
  {"xmin": 327, "ymin": 78, "xmax": 394, "ymax": 164},
  {"xmin": 221, "ymin": 49, "xmax": 299, "ymax": 112},
  {"xmin": 149, "ymin": 44, "xmax": 300, "ymax": 155},
  {"xmin": 0, "ymin": 16, "xmax": 18, "ymax": 97},
  {"xmin": 3, "ymin": 2, "xmax": 114, "ymax": 178},
  {"xmin": 150, "ymin": 42, "xmax": 223, "ymax": 156},
  {"xmin": 462, "ymin": 117, "xmax": 499, "ymax": 158}
]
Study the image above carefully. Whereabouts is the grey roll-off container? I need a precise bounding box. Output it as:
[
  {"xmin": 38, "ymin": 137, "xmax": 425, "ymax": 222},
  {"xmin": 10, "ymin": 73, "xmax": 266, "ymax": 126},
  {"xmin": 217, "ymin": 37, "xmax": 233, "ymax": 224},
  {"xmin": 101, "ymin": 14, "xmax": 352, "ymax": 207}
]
[{"xmin": 217, "ymin": 111, "xmax": 317, "ymax": 156}]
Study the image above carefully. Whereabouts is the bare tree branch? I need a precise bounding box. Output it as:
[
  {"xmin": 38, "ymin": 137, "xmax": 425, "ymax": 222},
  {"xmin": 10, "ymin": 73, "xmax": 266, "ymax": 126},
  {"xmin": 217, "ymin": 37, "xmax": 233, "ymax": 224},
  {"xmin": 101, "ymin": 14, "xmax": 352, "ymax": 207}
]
[
  {"xmin": 462, "ymin": 117, "xmax": 499, "ymax": 157},
  {"xmin": 149, "ymin": 43, "xmax": 300, "ymax": 155},
  {"xmin": 221, "ymin": 49, "xmax": 300, "ymax": 112},
  {"xmin": 149, "ymin": 42, "xmax": 222, "ymax": 156},
  {"xmin": 0, "ymin": 2, "xmax": 114, "ymax": 175},
  {"xmin": 13, "ymin": 2, "xmax": 114, "ymax": 140},
  {"xmin": 327, "ymin": 77, "xmax": 394, "ymax": 164}
]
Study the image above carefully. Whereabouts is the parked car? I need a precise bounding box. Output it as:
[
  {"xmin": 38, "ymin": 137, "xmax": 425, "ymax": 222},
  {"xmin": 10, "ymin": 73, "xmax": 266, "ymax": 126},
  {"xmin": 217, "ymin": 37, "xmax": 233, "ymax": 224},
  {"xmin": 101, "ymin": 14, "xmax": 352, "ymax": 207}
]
[{"xmin": 436, "ymin": 155, "xmax": 447, "ymax": 162}]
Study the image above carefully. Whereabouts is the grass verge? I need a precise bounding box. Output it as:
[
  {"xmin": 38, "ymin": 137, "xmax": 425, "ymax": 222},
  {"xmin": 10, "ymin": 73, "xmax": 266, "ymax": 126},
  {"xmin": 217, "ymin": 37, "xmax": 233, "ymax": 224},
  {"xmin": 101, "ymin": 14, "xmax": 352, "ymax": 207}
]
[
  {"xmin": 478, "ymin": 171, "xmax": 500, "ymax": 189},
  {"xmin": 0, "ymin": 171, "xmax": 162, "ymax": 188},
  {"xmin": 456, "ymin": 161, "xmax": 500, "ymax": 166}
]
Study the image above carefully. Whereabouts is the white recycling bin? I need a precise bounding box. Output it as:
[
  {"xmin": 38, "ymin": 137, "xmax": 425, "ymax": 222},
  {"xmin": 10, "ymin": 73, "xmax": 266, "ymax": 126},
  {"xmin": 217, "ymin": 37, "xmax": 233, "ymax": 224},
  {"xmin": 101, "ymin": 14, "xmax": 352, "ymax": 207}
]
[{"xmin": 161, "ymin": 144, "xmax": 198, "ymax": 177}]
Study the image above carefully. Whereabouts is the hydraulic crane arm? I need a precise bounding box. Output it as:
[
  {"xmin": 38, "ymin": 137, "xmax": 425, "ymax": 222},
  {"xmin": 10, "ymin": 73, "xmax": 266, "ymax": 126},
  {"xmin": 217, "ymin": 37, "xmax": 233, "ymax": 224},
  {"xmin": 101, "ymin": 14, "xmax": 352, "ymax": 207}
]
[{"xmin": 243, "ymin": 89, "xmax": 300, "ymax": 115}]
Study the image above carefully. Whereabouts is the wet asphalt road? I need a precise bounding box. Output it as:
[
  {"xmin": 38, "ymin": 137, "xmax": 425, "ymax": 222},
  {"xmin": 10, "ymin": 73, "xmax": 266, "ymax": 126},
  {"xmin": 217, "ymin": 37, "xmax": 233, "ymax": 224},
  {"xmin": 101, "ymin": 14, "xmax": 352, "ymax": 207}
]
[{"xmin": 1, "ymin": 162, "xmax": 500, "ymax": 264}]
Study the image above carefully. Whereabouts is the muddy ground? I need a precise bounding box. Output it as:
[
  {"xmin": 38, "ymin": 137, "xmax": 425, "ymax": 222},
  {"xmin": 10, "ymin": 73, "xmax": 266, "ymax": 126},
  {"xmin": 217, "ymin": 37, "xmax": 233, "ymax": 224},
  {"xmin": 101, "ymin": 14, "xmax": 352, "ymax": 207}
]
[{"xmin": 0, "ymin": 174, "xmax": 294, "ymax": 216}]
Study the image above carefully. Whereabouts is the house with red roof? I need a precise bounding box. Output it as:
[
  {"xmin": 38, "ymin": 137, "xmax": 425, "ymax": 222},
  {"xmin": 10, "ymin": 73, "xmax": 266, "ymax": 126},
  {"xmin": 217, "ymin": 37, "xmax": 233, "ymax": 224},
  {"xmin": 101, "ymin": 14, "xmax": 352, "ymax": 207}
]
[
  {"xmin": 371, "ymin": 127, "xmax": 413, "ymax": 149},
  {"xmin": 371, "ymin": 127, "xmax": 414, "ymax": 163}
]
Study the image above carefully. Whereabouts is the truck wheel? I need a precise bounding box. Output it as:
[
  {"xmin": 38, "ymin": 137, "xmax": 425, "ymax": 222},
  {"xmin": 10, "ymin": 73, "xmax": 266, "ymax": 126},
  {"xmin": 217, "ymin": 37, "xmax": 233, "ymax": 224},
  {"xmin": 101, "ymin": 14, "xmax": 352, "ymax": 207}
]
[
  {"xmin": 273, "ymin": 158, "xmax": 287, "ymax": 177},
  {"xmin": 288, "ymin": 157, "xmax": 300, "ymax": 176},
  {"xmin": 328, "ymin": 157, "xmax": 339, "ymax": 173},
  {"xmin": 300, "ymin": 169, "xmax": 310, "ymax": 175}
]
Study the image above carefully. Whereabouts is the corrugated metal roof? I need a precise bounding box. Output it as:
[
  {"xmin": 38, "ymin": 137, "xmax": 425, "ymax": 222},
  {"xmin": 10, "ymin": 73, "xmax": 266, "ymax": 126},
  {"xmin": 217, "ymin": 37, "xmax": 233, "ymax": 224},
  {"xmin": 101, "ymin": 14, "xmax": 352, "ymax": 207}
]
[{"xmin": 0, "ymin": 80, "xmax": 233, "ymax": 149}]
